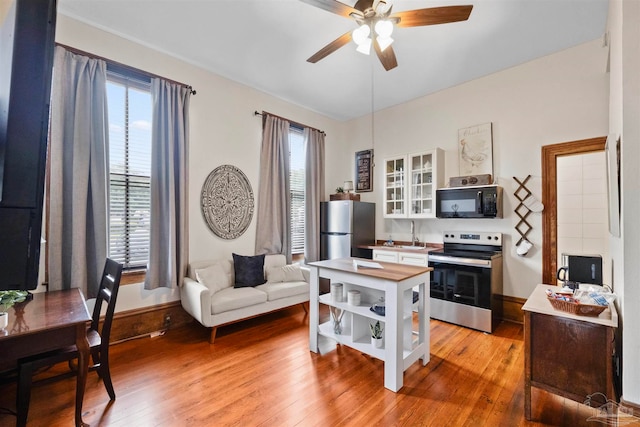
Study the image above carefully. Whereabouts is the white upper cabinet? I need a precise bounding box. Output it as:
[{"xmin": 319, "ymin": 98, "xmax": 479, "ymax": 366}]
[
  {"xmin": 407, "ymin": 148, "xmax": 443, "ymax": 218},
  {"xmin": 383, "ymin": 149, "xmax": 443, "ymax": 218},
  {"xmin": 383, "ymin": 156, "xmax": 407, "ymax": 218}
]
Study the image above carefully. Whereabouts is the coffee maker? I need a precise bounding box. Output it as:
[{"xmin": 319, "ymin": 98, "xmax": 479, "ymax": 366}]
[{"xmin": 557, "ymin": 254, "xmax": 603, "ymax": 288}]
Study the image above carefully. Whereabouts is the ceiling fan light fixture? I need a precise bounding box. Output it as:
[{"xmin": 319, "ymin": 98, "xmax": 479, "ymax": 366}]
[
  {"xmin": 356, "ymin": 37, "xmax": 372, "ymax": 55},
  {"xmin": 374, "ymin": 19, "xmax": 393, "ymax": 38},
  {"xmin": 352, "ymin": 24, "xmax": 371, "ymax": 46},
  {"xmin": 377, "ymin": 35, "xmax": 393, "ymax": 51}
]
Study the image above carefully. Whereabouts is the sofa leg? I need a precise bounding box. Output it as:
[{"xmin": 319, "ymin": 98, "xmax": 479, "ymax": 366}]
[{"xmin": 209, "ymin": 327, "xmax": 218, "ymax": 344}]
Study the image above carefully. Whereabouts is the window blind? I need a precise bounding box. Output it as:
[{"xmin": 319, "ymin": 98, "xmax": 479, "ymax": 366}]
[
  {"xmin": 106, "ymin": 73, "xmax": 152, "ymax": 269},
  {"xmin": 290, "ymin": 128, "xmax": 306, "ymax": 255}
]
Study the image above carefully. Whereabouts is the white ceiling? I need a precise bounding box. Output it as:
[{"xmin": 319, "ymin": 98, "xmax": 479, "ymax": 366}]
[{"xmin": 57, "ymin": 0, "xmax": 609, "ymax": 122}]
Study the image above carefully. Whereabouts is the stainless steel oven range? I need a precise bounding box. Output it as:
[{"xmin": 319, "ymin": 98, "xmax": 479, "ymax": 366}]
[{"xmin": 427, "ymin": 231, "xmax": 503, "ymax": 333}]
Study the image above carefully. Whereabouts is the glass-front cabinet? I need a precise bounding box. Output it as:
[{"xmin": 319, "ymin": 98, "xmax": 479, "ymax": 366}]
[
  {"xmin": 408, "ymin": 149, "xmax": 443, "ymax": 218},
  {"xmin": 383, "ymin": 156, "xmax": 406, "ymax": 217},
  {"xmin": 384, "ymin": 149, "xmax": 443, "ymax": 218}
]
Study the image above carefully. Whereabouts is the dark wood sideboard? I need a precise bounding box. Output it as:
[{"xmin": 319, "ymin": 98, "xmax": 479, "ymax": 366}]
[{"xmin": 523, "ymin": 284, "xmax": 618, "ymax": 420}]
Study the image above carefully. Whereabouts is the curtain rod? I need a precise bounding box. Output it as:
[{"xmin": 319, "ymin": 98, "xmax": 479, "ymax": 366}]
[
  {"xmin": 254, "ymin": 111, "xmax": 326, "ymax": 136},
  {"xmin": 55, "ymin": 43, "xmax": 196, "ymax": 95}
]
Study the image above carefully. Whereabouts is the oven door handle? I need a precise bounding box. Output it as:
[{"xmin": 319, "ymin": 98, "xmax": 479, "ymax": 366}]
[{"xmin": 428, "ymin": 255, "xmax": 492, "ymax": 268}]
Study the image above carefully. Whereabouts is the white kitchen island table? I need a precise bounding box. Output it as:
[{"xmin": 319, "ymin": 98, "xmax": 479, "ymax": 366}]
[{"xmin": 308, "ymin": 258, "xmax": 432, "ymax": 392}]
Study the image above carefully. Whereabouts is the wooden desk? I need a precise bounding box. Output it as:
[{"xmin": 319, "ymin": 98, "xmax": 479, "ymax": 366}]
[
  {"xmin": 522, "ymin": 284, "xmax": 618, "ymax": 420},
  {"xmin": 0, "ymin": 288, "xmax": 91, "ymax": 427},
  {"xmin": 308, "ymin": 258, "xmax": 432, "ymax": 392}
]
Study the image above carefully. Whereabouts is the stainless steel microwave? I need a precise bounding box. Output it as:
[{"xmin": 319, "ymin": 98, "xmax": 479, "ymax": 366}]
[{"xmin": 436, "ymin": 186, "xmax": 503, "ymax": 218}]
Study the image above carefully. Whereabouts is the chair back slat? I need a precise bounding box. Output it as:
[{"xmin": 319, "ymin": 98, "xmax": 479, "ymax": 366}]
[
  {"xmin": 90, "ymin": 258, "xmax": 123, "ymax": 343},
  {"xmin": 100, "ymin": 287, "xmax": 112, "ymax": 303}
]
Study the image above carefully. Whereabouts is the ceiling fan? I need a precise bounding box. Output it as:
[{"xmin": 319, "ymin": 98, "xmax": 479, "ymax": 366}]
[{"xmin": 301, "ymin": 0, "xmax": 473, "ymax": 71}]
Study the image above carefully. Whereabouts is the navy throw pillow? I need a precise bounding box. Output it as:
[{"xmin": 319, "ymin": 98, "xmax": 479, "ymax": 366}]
[{"xmin": 232, "ymin": 253, "xmax": 266, "ymax": 288}]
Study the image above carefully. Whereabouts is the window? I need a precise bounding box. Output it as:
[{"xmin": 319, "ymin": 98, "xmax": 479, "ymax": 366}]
[
  {"xmin": 106, "ymin": 73, "xmax": 152, "ymax": 270},
  {"xmin": 289, "ymin": 127, "xmax": 305, "ymax": 255}
]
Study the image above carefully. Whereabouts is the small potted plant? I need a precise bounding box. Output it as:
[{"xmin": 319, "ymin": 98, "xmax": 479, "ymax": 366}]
[
  {"xmin": 331, "ymin": 186, "xmax": 351, "ymax": 201},
  {"xmin": 0, "ymin": 290, "xmax": 28, "ymax": 329},
  {"xmin": 370, "ymin": 320, "xmax": 384, "ymax": 348}
]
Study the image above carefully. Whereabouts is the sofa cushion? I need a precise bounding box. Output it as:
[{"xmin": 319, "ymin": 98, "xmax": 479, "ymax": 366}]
[
  {"xmin": 211, "ymin": 287, "xmax": 268, "ymax": 314},
  {"xmin": 233, "ymin": 253, "xmax": 266, "ymax": 288},
  {"xmin": 264, "ymin": 254, "xmax": 286, "ymax": 271},
  {"xmin": 188, "ymin": 259, "xmax": 234, "ymax": 282},
  {"xmin": 266, "ymin": 264, "xmax": 305, "ymax": 283},
  {"xmin": 195, "ymin": 263, "xmax": 232, "ymax": 294},
  {"xmin": 255, "ymin": 280, "xmax": 310, "ymax": 301}
]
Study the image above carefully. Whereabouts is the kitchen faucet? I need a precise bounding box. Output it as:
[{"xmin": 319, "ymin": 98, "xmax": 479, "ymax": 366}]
[{"xmin": 411, "ymin": 220, "xmax": 419, "ymax": 246}]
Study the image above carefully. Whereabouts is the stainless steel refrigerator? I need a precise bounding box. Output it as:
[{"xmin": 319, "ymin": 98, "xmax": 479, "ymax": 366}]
[{"xmin": 320, "ymin": 200, "xmax": 375, "ymax": 260}]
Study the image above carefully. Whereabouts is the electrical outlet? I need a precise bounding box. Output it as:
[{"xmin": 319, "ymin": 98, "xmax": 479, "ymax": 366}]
[{"xmin": 163, "ymin": 314, "xmax": 171, "ymax": 329}]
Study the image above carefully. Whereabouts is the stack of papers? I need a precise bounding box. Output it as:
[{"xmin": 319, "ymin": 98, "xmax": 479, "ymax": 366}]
[{"xmin": 353, "ymin": 260, "xmax": 383, "ymax": 269}]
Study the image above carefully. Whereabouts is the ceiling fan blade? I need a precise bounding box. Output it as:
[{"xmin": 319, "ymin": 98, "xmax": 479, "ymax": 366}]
[
  {"xmin": 373, "ymin": 38, "xmax": 398, "ymax": 71},
  {"xmin": 307, "ymin": 31, "xmax": 353, "ymax": 63},
  {"xmin": 299, "ymin": 0, "xmax": 361, "ymax": 18},
  {"xmin": 392, "ymin": 5, "xmax": 473, "ymax": 28}
]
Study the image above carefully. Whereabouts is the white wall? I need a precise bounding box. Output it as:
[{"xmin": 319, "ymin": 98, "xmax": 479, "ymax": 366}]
[
  {"xmin": 54, "ymin": 15, "xmax": 349, "ymax": 311},
  {"xmin": 608, "ymin": 0, "xmax": 640, "ymax": 407},
  {"xmin": 347, "ymin": 38, "xmax": 609, "ymax": 299}
]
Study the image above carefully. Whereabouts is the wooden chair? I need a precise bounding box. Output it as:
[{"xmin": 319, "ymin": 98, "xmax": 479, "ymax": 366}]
[{"xmin": 16, "ymin": 258, "xmax": 123, "ymax": 425}]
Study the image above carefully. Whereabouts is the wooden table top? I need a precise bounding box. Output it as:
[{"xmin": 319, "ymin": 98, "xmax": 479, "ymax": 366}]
[
  {"xmin": 309, "ymin": 258, "xmax": 432, "ymax": 282},
  {"xmin": 0, "ymin": 288, "xmax": 91, "ymax": 340}
]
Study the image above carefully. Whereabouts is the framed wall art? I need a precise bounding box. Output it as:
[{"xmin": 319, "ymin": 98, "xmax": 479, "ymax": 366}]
[
  {"xmin": 201, "ymin": 164, "xmax": 254, "ymax": 240},
  {"xmin": 355, "ymin": 149, "xmax": 373, "ymax": 192},
  {"xmin": 458, "ymin": 123, "xmax": 493, "ymax": 176}
]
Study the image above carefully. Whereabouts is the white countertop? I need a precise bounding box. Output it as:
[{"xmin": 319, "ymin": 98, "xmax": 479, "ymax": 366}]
[{"xmin": 522, "ymin": 284, "xmax": 618, "ymax": 328}]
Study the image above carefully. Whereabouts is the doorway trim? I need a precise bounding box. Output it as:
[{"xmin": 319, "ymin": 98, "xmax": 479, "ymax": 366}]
[{"xmin": 541, "ymin": 136, "xmax": 607, "ymax": 284}]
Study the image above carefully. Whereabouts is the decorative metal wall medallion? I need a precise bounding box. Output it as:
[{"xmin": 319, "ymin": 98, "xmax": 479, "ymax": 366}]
[{"xmin": 201, "ymin": 165, "xmax": 254, "ymax": 239}]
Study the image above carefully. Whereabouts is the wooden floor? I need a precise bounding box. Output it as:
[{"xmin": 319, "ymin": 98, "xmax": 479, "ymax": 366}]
[{"xmin": 0, "ymin": 306, "xmax": 625, "ymax": 426}]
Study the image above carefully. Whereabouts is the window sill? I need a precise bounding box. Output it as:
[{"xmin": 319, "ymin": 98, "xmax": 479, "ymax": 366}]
[{"xmin": 121, "ymin": 270, "xmax": 146, "ymax": 286}]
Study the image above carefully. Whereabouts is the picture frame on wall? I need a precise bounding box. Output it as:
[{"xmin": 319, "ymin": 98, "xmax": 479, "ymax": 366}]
[
  {"xmin": 458, "ymin": 122, "xmax": 493, "ymax": 176},
  {"xmin": 355, "ymin": 149, "xmax": 373, "ymax": 192}
]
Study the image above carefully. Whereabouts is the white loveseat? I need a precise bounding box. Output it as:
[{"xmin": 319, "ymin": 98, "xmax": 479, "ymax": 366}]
[{"xmin": 180, "ymin": 254, "xmax": 310, "ymax": 343}]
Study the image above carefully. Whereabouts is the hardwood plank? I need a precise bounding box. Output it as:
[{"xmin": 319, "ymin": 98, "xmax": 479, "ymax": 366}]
[{"xmin": 0, "ymin": 307, "xmax": 616, "ymax": 426}]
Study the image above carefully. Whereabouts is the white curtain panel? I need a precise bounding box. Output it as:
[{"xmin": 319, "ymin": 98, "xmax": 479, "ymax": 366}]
[
  {"xmin": 48, "ymin": 46, "xmax": 109, "ymax": 298},
  {"xmin": 255, "ymin": 115, "xmax": 291, "ymax": 262},
  {"xmin": 304, "ymin": 128, "xmax": 325, "ymax": 263},
  {"xmin": 144, "ymin": 79, "xmax": 191, "ymax": 290}
]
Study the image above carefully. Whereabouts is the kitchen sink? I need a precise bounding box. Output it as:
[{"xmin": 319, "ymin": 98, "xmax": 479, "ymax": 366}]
[{"xmin": 399, "ymin": 245, "xmax": 424, "ymax": 250}]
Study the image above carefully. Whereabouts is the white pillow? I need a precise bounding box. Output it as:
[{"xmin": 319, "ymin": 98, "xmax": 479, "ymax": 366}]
[
  {"xmin": 266, "ymin": 264, "xmax": 305, "ymax": 283},
  {"xmin": 195, "ymin": 263, "xmax": 232, "ymax": 293}
]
